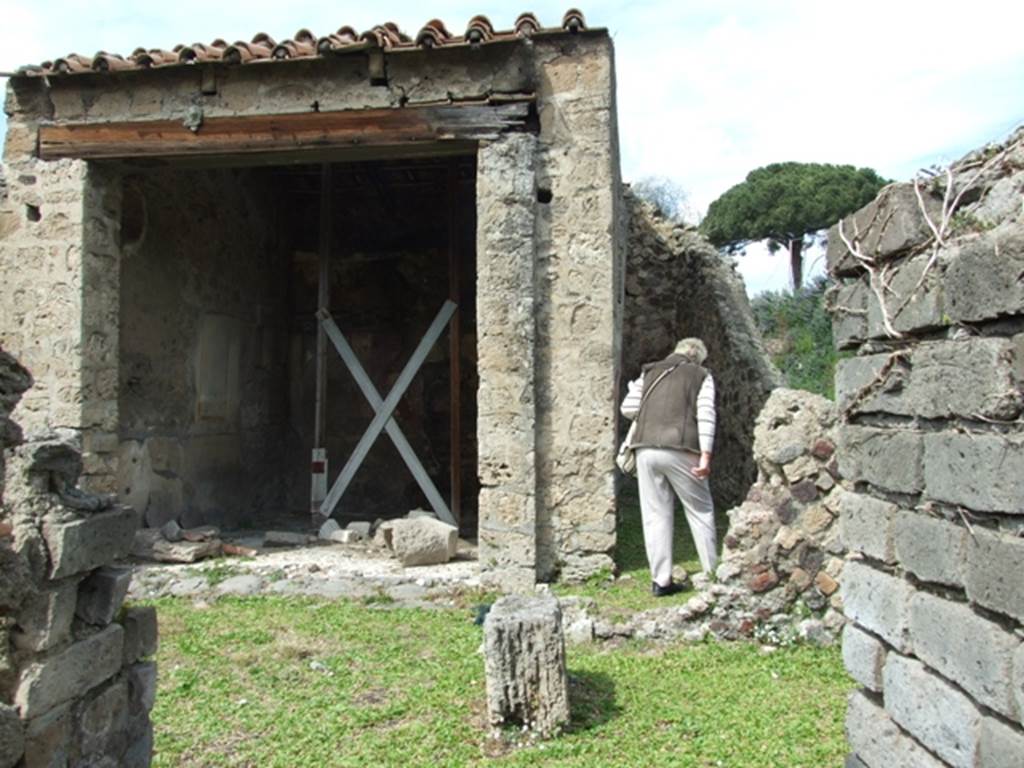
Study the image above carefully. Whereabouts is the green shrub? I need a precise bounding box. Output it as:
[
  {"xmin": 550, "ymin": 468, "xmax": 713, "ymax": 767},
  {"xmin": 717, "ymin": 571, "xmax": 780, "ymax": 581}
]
[{"xmin": 752, "ymin": 277, "xmax": 839, "ymax": 399}]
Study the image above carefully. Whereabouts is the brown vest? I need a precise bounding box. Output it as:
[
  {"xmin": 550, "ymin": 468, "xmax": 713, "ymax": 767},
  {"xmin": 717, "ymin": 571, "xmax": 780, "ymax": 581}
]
[{"xmin": 632, "ymin": 354, "xmax": 708, "ymax": 454}]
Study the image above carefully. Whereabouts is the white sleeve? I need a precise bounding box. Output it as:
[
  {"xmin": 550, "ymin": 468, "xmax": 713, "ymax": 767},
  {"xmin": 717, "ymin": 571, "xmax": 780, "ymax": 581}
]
[
  {"xmin": 696, "ymin": 374, "xmax": 716, "ymax": 454},
  {"xmin": 620, "ymin": 376, "xmax": 644, "ymax": 420}
]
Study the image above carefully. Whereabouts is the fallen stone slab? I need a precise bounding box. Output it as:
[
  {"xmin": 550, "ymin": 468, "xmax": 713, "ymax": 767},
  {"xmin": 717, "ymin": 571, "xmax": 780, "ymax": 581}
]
[
  {"xmin": 390, "ymin": 518, "xmax": 458, "ymax": 567},
  {"xmin": 215, "ymin": 575, "xmax": 263, "ymax": 596},
  {"xmin": 346, "ymin": 521, "xmax": 373, "ymax": 538},
  {"xmin": 131, "ymin": 529, "xmax": 222, "ymax": 563},
  {"xmin": 329, "ymin": 529, "xmax": 362, "ymax": 544}
]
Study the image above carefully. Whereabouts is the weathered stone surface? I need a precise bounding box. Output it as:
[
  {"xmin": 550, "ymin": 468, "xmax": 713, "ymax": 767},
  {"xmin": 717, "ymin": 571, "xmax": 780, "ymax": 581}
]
[
  {"xmin": 845, "ymin": 691, "xmax": 946, "ymax": 768},
  {"xmin": 43, "ymin": 506, "xmax": 139, "ymax": 578},
  {"xmin": 965, "ymin": 526, "xmax": 1024, "ymax": 623},
  {"xmin": 842, "ymin": 624, "xmax": 886, "ymax": 692},
  {"xmin": 883, "ymin": 653, "xmax": 982, "ymax": 768},
  {"xmin": 127, "ymin": 662, "xmax": 158, "ymax": 714},
  {"xmin": 839, "ymin": 492, "xmax": 897, "ymax": 563},
  {"xmin": 893, "ymin": 511, "xmax": 967, "ymax": 587},
  {"xmin": 840, "ymin": 561, "xmax": 911, "ymax": 652},
  {"xmin": 390, "ymin": 517, "xmax": 458, "ymax": 567},
  {"xmin": 1016, "ymin": 644, "xmax": 1024, "ymax": 727},
  {"xmin": 346, "ymin": 521, "xmax": 372, "ymax": 538},
  {"xmin": 131, "ymin": 528, "xmax": 221, "ymax": 563},
  {"xmin": 484, "ymin": 595, "xmax": 569, "ymax": 737},
  {"xmin": 122, "ymin": 606, "xmax": 158, "ymax": 665},
  {"xmin": 909, "ymin": 591, "xmax": 1019, "ymax": 718},
  {"xmin": 22, "ymin": 702, "xmax": 72, "ymax": 768},
  {"xmin": 317, "ymin": 519, "xmax": 340, "ymax": 541},
  {"xmin": 753, "ymin": 389, "xmax": 835, "ymax": 466},
  {"xmin": 831, "ymin": 279, "xmax": 869, "ymax": 349},
  {"xmin": 76, "ymin": 566, "xmax": 132, "ymax": 625},
  {"xmin": 215, "ymin": 574, "xmax": 263, "ymax": 596},
  {"xmin": 0, "ymin": 704, "xmax": 24, "ymax": 768},
  {"xmin": 12, "ymin": 578, "xmax": 78, "ymax": 652},
  {"xmin": 15, "ymin": 624, "xmax": 124, "ymax": 718},
  {"xmin": 979, "ymin": 716, "xmax": 1024, "ymax": 768},
  {"xmin": 924, "ymin": 432, "xmax": 1024, "ymax": 513},
  {"xmin": 78, "ymin": 678, "xmax": 128, "ymax": 757},
  {"xmin": 837, "ymin": 426, "xmax": 923, "ymax": 494},
  {"xmin": 944, "ymin": 222, "xmax": 1024, "ymax": 323},
  {"xmin": 837, "ymin": 337, "xmax": 1024, "ymax": 420}
]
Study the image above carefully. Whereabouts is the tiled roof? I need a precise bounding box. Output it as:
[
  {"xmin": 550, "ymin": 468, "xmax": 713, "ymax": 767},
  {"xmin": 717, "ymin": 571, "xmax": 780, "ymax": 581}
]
[{"xmin": 21, "ymin": 10, "xmax": 589, "ymax": 76}]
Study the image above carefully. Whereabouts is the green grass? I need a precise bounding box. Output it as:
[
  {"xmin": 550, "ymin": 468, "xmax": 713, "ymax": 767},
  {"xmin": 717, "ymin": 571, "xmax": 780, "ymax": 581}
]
[
  {"xmin": 551, "ymin": 483, "xmax": 729, "ymax": 617},
  {"xmin": 147, "ymin": 596, "xmax": 852, "ymax": 767}
]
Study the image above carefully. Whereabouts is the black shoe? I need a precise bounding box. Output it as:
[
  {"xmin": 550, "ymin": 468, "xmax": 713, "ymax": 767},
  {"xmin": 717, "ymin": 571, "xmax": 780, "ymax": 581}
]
[{"xmin": 652, "ymin": 580, "xmax": 685, "ymax": 598}]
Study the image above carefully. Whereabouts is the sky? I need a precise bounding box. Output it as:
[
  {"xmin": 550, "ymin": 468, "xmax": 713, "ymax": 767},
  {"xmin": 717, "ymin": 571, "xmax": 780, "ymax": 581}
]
[{"xmin": 1, "ymin": 0, "xmax": 1022, "ymax": 294}]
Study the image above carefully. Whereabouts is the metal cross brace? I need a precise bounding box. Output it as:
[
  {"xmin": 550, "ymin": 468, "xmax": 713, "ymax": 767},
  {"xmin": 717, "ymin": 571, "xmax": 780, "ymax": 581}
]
[{"xmin": 317, "ymin": 301, "xmax": 457, "ymax": 524}]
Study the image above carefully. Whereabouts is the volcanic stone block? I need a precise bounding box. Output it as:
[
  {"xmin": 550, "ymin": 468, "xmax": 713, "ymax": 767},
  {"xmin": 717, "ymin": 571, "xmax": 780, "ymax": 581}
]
[
  {"xmin": 840, "ymin": 561, "xmax": 911, "ymax": 652},
  {"xmin": 924, "ymin": 432, "xmax": 1024, "ymax": 513},
  {"xmin": 836, "ymin": 337, "xmax": 1024, "ymax": 420},
  {"xmin": 22, "ymin": 702, "xmax": 72, "ymax": 768},
  {"xmin": 12, "ymin": 578, "xmax": 79, "ymax": 652},
  {"xmin": 944, "ymin": 222, "xmax": 1024, "ymax": 323},
  {"xmin": 76, "ymin": 566, "xmax": 132, "ymax": 625},
  {"xmin": 837, "ymin": 426, "xmax": 923, "ymax": 494},
  {"xmin": 0, "ymin": 704, "xmax": 24, "ymax": 768},
  {"xmin": 845, "ymin": 691, "xmax": 945, "ymax": 768},
  {"xmin": 908, "ymin": 591, "xmax": 1019, "ymax": 718},
  {"xmin": 121, "ymin": 606, "xmax": 158, "ymax": 665},
  {"xmin": 893, "ymin": 511, "xmax": 967, "ymax": 587},
  {"xmin": 78, "ymin": 678, "xmax": 129, "ymax": 757},
  {"xmin": 883, "ymin": 653, "xmax": 982, "ymax": 768},
  {"xmin": 839, "ymin": 492, "xmax": 897, "ymax": 563},
  {"xmin": 14, "ymin": 624, "xmax": 124, "ymax": 718},
  {"xmin": 842, "ymin": 624, "xmax": 886, "ymax": 693},
  {"xmin": 831, "ymin": 279, "xmax": 868, "ymax": 349},
  {"xmin": 127, "ymin": 662, "xmax": 158, "ymax": 714},
  {"xmin": 390, "ymin": 517, "xmax": 458, "ymax": 567},
  {"xmin": 43, "ymin": 506, "xmax": 139, "ymax": 579},
  {"xmin": 965, "ymin": 526, "xmax": 1024, "ymax": 623},
  {"xmin": 826, "ymin": 183, "xmax": 943, "ymax": 274},
  {"xmin": 484, "ymin": 595, "xmax": 569, "ymax": 738}
]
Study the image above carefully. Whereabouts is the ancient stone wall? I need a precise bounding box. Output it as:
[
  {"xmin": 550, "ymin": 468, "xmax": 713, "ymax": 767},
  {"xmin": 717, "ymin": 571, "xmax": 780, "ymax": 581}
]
[
  {"xmin": 828, "ymin": 128, "xmax": 1024, "ymax": 767},
  {"xmin": 117, "ymin": 168, "xmax": 288, "ymax": 530},
  {"xmin": 622, "ymin": 191, "xmax": 780, "ymax": 513},
  {"xmin": 1, "ymin": 349, "xmax": 155, "ymax": 768}
]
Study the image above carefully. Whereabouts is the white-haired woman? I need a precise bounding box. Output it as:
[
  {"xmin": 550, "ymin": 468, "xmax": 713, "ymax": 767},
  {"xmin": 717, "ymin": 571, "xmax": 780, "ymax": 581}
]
[{"xmin": 620, "ymin": 337, "xmax": 717, "ymax": 597}]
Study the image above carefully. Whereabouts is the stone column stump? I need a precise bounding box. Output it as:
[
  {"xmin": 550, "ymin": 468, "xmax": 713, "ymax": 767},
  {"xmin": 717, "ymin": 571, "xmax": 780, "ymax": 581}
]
[{"xmin": 483, "ymin": 594, "xmax": 570, "ymax": 737}]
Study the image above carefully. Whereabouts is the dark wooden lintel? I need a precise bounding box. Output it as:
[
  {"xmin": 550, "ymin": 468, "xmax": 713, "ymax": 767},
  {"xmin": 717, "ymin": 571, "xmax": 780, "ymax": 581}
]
[{"xmin": 38, "ymin": 101, "xmax": 533, "ymax": 161}]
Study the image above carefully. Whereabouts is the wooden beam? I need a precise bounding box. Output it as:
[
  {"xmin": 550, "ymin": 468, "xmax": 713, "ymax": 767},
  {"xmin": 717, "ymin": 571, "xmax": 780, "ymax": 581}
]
[{"xmin": 38, "ymin": 102, "xmax": 532, "ymax": 161}]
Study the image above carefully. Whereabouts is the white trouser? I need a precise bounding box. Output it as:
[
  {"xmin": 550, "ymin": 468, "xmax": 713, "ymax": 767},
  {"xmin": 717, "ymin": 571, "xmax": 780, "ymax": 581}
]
[{"xmin": 636, "ymin": 447, "xmax": 717, "ymax": 584}]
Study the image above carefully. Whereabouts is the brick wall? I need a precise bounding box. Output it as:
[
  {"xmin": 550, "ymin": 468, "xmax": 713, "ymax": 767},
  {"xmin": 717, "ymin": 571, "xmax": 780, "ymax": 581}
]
[{"xmin": 830, "ymin": 128, "xmax": 1024, "ymax": 767}]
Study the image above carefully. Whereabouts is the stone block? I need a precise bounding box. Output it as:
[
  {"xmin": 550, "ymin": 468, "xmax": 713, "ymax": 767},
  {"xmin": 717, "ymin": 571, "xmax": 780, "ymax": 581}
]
[
  {"xmin": 883, "ymin": 653, "xmax": 982, "ymax": 768},
  {"xmin": 76, "ymin": 566, "xmax": 132, "ymax": 625},
  {"xmin": 845, "ymin": 690, "xmax": 946, "ymax": 768},
  {"xmin": 839, "ymin": 560, "xmax": 911, "ymax": 652},
  {"xmin": 837, "ymin": 337, "xmax": 1024, "ymax": 420},
  {"xmin": 827, "ymin": 183, "xmax": 943, "ymax": 274},
  {"xmin": 43, "ymin": 506, "xmax": 139, "ymax": 579},
  {"xmin": 924, "ymin": 432, "xmax": 1024, "ymax": 513},
  {"xmin": 966, "ymin": 526, "xmax": 1024, "ymax": 623},
  {"xmin": 127, "ymin": 662, "xmax": 157, "ymax": 714},
  {"xmin": 842, "ymin": 624, "xmax": 886, "ymax": 692},
  {"xmin": 909, "ymin": 591, "xmax": 1019, "ymax": 718},
  {"xmin": 122, "ymin": 606, "xmax": 158, "ymax": 665},
  {"xmin": 390, "ymin": 517, "xmax": 458, "ymax": 567},
  {"xmin": 346, "ymin": 521, "xmax": 373, "ymax": 538},
  {"xmin": 865, "ymin": 252, "xmax": 946, "ymax": 338},
  {"xmin": 839, "ymin": 492, "xmax": 897, "ymax": 563},
  {"xmin": 78, "ymin": 678, "xmax": 128, "ymax": 757},
  {"xmin": 12, "ymin": 578, "xmax": 79, "ymax": 652},
  {"xmin": 945, "ymin": 222, "xmax": 1024, "ymax": 323},
  {"xmin": 15, "ymin": 624, "xmax": 124, "ymax": 718},
  {"xmin": 831, "ymin": 279, "xmax": 868, "ymax": 349},
  {"xmin": 893, "ymin": 511, "xmax": 967, "ymax": 587},
  {"xmin": 0, "ymin": 704, "xmax": 24, "ymax": 768},
  {"xmin": 979, "ymin": 715, "xmax": 1024, "ymax": 768},
  {"xmin": 317, "ymin": 518, "xmax": 340, "ymax": 541},
  {"xmin": 23, "ymin": 702, "xmax": 72, "ymax": 768},
  {"xmin": 1016, "ymin": 644, "xmax": 1024, "ymax": 727},
  {"xmin": 837, "ymin": 425, "xmax": 923, "ymax": 494}
]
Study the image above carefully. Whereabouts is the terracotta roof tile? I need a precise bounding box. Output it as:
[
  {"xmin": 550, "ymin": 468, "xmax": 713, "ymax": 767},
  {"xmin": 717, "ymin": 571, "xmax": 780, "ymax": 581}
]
[{"xmin": 19, "ymin": 10, "xmax": 591, "ymax": 76}]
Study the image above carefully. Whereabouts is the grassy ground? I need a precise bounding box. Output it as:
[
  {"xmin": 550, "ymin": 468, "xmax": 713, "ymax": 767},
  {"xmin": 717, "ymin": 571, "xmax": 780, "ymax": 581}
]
[{"xmin": 149, "ymin": 596, "xmax": 850, "ymax": 767}]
